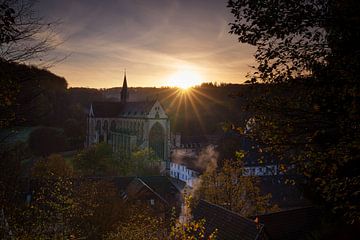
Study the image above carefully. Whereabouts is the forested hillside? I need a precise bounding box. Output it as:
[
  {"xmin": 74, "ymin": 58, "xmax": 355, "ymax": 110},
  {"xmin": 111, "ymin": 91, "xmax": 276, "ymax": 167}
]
[{"xmin": 1, "ymin": 61, "xmax": 261, "ymax": 139}]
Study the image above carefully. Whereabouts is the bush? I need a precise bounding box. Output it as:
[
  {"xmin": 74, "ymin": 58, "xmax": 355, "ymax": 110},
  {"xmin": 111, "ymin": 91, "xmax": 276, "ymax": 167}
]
[{"xmin": 28, "ymin": 127, "xmax": 66, "ymax": 156}]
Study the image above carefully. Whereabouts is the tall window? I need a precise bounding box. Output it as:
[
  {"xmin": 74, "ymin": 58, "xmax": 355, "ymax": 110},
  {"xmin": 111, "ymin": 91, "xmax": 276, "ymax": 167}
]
[{"xmin": 149, "ymin": 122, "xmax": 165, "ymax": 160}]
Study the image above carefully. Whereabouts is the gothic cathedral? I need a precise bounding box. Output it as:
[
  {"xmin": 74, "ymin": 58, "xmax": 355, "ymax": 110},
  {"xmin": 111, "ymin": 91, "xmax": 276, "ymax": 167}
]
[{"xmin": 86, "ymin": 73, "xmax": 171, "ymax": 169}]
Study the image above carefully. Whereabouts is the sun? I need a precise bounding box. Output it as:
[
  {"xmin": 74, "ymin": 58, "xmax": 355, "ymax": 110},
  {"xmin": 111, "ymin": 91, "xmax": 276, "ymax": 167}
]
[{"xmin": 167, "ymin": 69, "xmax": 204, "ymax": 89}]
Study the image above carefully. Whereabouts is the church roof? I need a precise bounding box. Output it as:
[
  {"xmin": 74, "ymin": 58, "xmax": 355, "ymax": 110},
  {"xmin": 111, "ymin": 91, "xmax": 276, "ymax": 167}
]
[{"xmin": 91, "ymin": 100, "xmax": 156, "ymax": 118}]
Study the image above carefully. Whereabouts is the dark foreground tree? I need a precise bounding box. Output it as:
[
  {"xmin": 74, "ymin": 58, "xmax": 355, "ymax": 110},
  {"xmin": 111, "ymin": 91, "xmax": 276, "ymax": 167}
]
[
  {"xmin": 0, "ymin": 0, "xmax": 62, "ymax": 64},
  {"xmin": 1, "ymin": 0, "xmax": 65, "ymax": 131},
  {"xmin": 228, "ymin": 0, "xmax": 360, "ymax": 223}
]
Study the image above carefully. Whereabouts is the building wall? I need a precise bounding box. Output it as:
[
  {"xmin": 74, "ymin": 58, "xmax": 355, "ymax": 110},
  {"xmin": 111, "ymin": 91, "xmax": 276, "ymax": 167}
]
[
  {"xmin": 170, "ymin": 162, "xmax": 198, "ymax": 188},
  {"xmin": 243, "ymin": 164, "xmax": 279, "ymax": 176},
  {"xmin": 86, "ymin": 101, "xmax": 171, "ymax": 166}
]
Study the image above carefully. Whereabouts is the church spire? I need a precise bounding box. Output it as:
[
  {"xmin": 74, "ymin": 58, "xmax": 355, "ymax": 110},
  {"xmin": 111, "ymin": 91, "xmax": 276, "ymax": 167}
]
[{"xmin": 121, "ymin": 69, "xmax": 128, "ymax": 103}]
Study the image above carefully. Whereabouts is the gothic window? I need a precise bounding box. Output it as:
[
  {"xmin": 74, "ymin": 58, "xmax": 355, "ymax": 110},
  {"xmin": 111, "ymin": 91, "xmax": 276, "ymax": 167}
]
[
  {"xmin": 110, "ymin": 120, "xmax": 116, "ymax": 131},
  {"xmin": 155, "ymin": 111, "xmax": 160, "ymax": 119},
  {"xmin": 149, "ymin": 122, "xmax": 165, "ymax": 160},
  {"xmin": 96, "ymin": 120, "xmax": 101, "ymax": 134},
  {"xmin": 140, "ymin": 122, "xmax": 144, "ymax": 139},
  {"xmin": 103, "ymin": 120, "xmax": 108, "ymax": 133}
]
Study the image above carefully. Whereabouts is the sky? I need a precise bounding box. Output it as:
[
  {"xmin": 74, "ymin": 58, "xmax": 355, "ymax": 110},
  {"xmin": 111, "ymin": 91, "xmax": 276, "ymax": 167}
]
[{"xmin": 37, "ymin": 0, "xmax": 256, "ymax": 88}]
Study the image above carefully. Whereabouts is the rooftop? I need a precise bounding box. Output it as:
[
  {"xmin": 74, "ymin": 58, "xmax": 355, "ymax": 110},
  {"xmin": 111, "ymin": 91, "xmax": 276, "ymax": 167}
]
[{"xmin": 193, "ymin": 200, "xmax": 266, "ymax": 240}]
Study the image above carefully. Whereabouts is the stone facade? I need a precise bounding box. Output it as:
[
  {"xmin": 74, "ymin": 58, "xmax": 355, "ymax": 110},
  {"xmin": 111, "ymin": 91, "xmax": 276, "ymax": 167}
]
[{"xmin": 86, "ymin": 74, "xmax": 171, "ymax": 169}]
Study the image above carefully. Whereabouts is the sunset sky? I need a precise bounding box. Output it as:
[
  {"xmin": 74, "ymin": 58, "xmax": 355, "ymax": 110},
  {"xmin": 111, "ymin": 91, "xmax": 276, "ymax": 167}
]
[{"xmin": 38, "ymin": 0, "xmax": 256, "ymax": 88}]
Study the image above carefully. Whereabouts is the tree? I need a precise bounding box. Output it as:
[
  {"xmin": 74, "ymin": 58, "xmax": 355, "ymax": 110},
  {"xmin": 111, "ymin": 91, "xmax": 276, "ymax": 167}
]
[
  {"xmin": 200, "ymin": 151, "xmax": 278, "ymax": 217},
  {"xmin": 1, "ymin": 153, "xmax": 127, "ymax": 239},
  {"xmin": 168, "ymin": 195, "xmax": 218, "ymax": 240},
  {"xmin": 106, "ymin": 204, "xmax": 166, "ymax": 240},
  {"xmin": 1, "ymin": 0, "xmax": 65, "ymax": 132},
  {"xmin": 15, "ymin": 154, "xmax": 76, "ymax": 239},
  {"xmin": 74, "ymin": 143, "xmax": 119, "ymax": 176},
  {"xmin": 71, "ymin": 179, "xmax": 126, "ymax": 239},
  {"xmin": 0, "ymin": 0, "xmax": 62, "ymax": 64},
  {"xmin": 28, "ymin": 127, "xmax": 66, "ymax": 156},
  {"xmin": 0, "ymin": 142, "xmax": 30, "ymax": 239},
  {"xmin": 64, "ymin": 118, "xmax": 85, "ymax": 149},
  {"xmin": 130, "ymin": 148, "xmax": 162, "ymax": 176},
  {"xmin": 227, "ymin": 0, "xmax": 360, "ymax": 223}
]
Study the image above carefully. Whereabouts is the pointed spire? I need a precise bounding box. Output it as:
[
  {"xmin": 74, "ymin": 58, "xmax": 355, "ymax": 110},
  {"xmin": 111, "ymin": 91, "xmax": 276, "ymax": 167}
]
[{"xmin": 121, "ymin": 69, "xmax": 128, "ymax": 103}]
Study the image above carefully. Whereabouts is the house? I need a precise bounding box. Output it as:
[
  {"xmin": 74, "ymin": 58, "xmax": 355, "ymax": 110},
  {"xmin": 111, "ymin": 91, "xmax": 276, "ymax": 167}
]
[
  {"xmin": 121, "ymin": 176, "xmax": 183, "ymax": 217},
  {"xmin": 169, "ymin": 154, "xmax": 203, "ymax": 188}
]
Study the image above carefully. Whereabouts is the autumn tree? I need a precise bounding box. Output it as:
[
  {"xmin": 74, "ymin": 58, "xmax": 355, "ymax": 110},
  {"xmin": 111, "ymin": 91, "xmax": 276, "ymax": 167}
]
[
  {"xmin": 227, "ymin": 0, "xmax": 360, "ymax": 223},
  {"xmin": 13, "ymin": 154, "xmax": 76, "ymax": 238},
  {"xmin": 0, "ymin": 142, "xmax": 30, "ymax": 239},
  {"xmin": 106, "ymin": 204, "xmax": 166, "ymax": 240},
  {"xmin": 200, "ymin": 151, "xmax": 277, "ymax": 217},
  {"xmin": 74, "ymin": 142, "xmax": 119, "ymax": 176},
  {"xmin": 168, "ymin": 195, "xmax": 218, "ymax": 240}
]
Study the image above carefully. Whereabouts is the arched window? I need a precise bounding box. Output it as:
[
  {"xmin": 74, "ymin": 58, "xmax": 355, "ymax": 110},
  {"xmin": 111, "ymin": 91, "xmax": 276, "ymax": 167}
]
[
  {"xmin": 149, "ymin": 122, "xmax": 165, "ymax": 160},
  {"xmin": 110, "ymin": 120, "xmax": 116, "ymax": 131},
  {"xmin": 96, "ymin": 120, "xmax": 101, "ymax": 134},
  {"xmin": 103, "ymin": 120, "xmax": 108, "ymax": 133}
]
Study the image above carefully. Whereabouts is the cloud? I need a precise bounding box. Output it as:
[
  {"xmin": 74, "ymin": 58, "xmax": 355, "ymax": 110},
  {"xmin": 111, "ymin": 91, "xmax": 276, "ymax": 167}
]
[{"xmin": 37, "ymin": 0, "xmax": 255, "ymax": 88}]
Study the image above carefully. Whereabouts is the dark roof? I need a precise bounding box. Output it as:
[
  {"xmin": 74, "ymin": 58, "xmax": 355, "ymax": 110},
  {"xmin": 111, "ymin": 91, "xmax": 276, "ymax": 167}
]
[
  {"xmin": 91, "ymin": 102, "xmax": 123, "ymax": 118},
  {"xmin": 91, "ymin": 100, "xmax": 156, "ymax": 118},
  {"xmin": 260, "ymin": 176, "xmax": 311, "ymax": 209},
  {"xmin": 257, "ymin": 206, "xmax": 321, "ymax": 240},
  {"xmin": 139, "ymin": 176, "xmax": 181, "ymax": 202},
  {"xmin": 125, "ymin": 178, "xmax": 168, "ymax": 204},
  {"xmin": 193, "ymin": 200, "xmax": 266, "ymax": 240}
]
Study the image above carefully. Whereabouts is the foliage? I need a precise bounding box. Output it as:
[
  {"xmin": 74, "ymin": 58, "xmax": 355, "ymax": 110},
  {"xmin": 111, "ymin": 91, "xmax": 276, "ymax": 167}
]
[
  {"xmin": 228, "ymin": 0, "xmax": 360, "ymax": 223},
  {"xmin": 228, "ymin": 0, "xmax": 330, "ymax": 83},
  {"xmin": 169, "ymin": 195, "xmax": 218, "ymax": 240},
  {"xmin": 20, "ymin": 155, "xmax": 76, "ymax": 238},
  {"xmin": 0, "ymin": 142, "xmax": 29, "ymax": 238},
  {"xmin": 113, "ymin": 147, "xmax": 161, "ymax": 176},
  {"xmin": 74, "ymin": 142, "xmax": 119, "ymax": 176},
  {"xmin": 106, "ymin": 204, "xmax": 165, "ymax": 240},
  {"xmin": 1, "ymin": 152, "xmax": 127, "ymax": 239},
  {"xmin": 71, "ymin": 179, "xmax": 126, "ymax": 239},
  {"xmin": 64, "ymin": 118, "xmax": 85, "ymax": 149},
  {"xmin": 0, "ymin": 0, "xmax": 62, "ymax": 64},
  {"xmin": 0, "ymin": 61, "xmax": 69, "ymax": 131},
  {"xmin": 28, "ymin": 127, "xmax": 66, "ymax": 156},
  {"xmin": 200, "ymin": 151, "xmax": 278, "ymax": 217}
]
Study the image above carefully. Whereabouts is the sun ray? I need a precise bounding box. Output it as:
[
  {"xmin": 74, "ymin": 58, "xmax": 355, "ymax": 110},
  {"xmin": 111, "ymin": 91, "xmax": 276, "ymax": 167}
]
[
  {"xmin": 191, "ymin": 87, "xmax": 226, "ymax": 106},
  {"xmin": 187, "ymin": 90, "xmax": 206, "ymax": 133},
  {"xmin": 160, "ymin": 88, "xmax": 181, "ymax": 103},
  {"xmin": 174, "ymin": 90, "xmax": 186, "ymax": 127}
]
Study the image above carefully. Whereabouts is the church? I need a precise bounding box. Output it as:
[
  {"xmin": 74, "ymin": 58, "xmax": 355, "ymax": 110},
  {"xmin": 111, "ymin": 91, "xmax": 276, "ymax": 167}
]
[{"xmin": 86, "ymin": 73, "xmax": 171, "ymax": 169}]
